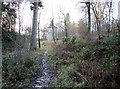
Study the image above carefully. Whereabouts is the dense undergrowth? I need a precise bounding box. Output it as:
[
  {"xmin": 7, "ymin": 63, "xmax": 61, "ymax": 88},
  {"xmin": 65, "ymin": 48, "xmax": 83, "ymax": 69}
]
[
  {"xmin": 48, "ymin": 32, "xmax": 120, "ymax": 88},
  {"xmin": 2, "ymin": 49, "xmax": 42, "ymax": 89},
  {"xmin": 2, "ymin": 29, "xmax": 43, "ymax": 88}
]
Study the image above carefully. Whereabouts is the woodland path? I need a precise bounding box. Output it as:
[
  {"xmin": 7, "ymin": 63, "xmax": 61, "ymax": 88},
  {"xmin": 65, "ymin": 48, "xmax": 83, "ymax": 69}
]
[{"xmin": 27, "ymin": 51, "xmax": 55, "ymax": 89}]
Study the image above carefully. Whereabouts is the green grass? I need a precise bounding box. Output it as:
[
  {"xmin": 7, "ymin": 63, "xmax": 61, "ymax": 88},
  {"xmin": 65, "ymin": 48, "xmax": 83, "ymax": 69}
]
[{"xmin": 48, "ymin": 55, "xmax": 76, "ymax": 87}]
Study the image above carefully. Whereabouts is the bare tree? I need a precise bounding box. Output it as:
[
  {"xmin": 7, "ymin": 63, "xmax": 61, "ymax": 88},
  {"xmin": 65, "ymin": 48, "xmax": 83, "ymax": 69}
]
[
  {"xmin": 30, "ymin": 2, "xmax": 39, "ymax": 50},
  {"xmin": 91, "ymin": 1, "xmax": 107, "ymax": 40},
  {"xmin": 18, "ymin": 1, "xmax": 21, "ymax": 35},
  {"xmin": 65, "ymin": 12, "xmax": 70, "ymax": 37},
  {"xmin": 51, "ymin": 19, "xmax": 56, "ymax": 43},
  {"xmin": 86, "ymin": 1, "xmax": 91, "ymax": 41},
  {"xmin": 78, "ymin": 0, "xmax": 91, "ymax": 41},
  {"xmin": 0, "ymin": 2, "xmax": 2, "ymax": 28},
  {"xmin": 0, "ymin": 3, "xmax": 2, "ymax": 87},
  {"xmin": 78, "ymin": 19, "xmax": 88, "ymax": 38},
  {"xmin": 30, "ymin": 1, "xmax": 43, "ymax": 50},
  {"xmin": 106, "ymin": 0, "xmax": 112, "ymax": 37},
  {"xmin": 41, "ymin": 29, "xmax": 47, "ymax": 41},
  {"xmin": 55, "ymin": 21, "xmax": 65, "ymax": 40},
  {"xmin": 59, "ymin": 8, "xmax": 70, "ymax": 37},
  {"xmin": 38, "ymin": 8, "xmax": 41, "ymax": 48}
]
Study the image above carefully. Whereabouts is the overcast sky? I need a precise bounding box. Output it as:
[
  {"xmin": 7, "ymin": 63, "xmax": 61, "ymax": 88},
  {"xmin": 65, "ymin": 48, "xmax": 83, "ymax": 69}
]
[
  {"xmin": 16, "ymin": 0, "xmax": 82, "ymax": 29},
  {"xmin": 16, "ymin": 0, "xmax": 120, "ymax": 31}
]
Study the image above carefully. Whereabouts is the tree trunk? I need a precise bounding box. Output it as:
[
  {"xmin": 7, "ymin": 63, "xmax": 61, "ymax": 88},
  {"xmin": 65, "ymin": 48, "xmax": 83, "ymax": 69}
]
[
  {"xmin": 38, "ymin": 22, "xmax": 41, "ymax": 48},
  {"xmin": 97, "ymin": 19, "xmax": 101, "ymax": 40},
  {"xmin": 87, "ymin": 2, "xmax": 91, "ymax": 42},
  {"xmin": 0, "ymin": 2, "xmax": 2, "ymax": 28},
  {"xmin": 38, "ymin": 8, "xmax": 41, "ymax": 48},
  {"xmin": 64, "ymin": 19, "xmax": 68, "ymax": 37},
  {"xmin": 30, "ymin": 2, "xmax": 38, "ymax": 50},
  {"xmin": 88, "ymin": 2, "xmax": 91, "ymax": 32},
  {"xmin": 18, "ymin": 2, "xmax": 21, "ymax": 35},
  {"xmin": 51, "ymin": 19, "xmax": 56, "ymax": 43},
  {"xmin": 108, "ymin": 1, "xmax": 112, "ymax": 37},
  {"xmin": 0, "ymin": 3, "xmax": 2, "ymax": 85}
]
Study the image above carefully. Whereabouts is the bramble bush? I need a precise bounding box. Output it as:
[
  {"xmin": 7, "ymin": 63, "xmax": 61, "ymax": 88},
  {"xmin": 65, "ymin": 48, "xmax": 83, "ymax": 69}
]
[{"xmin": 2, "ymin": 50, "xmax": 41, "ymax": 89}]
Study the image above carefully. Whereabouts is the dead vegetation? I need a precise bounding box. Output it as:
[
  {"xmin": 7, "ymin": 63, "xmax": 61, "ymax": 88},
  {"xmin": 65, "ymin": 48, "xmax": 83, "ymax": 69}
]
[{"xmin": 51, "ymin": 35, "xmax": 120, "ymax": 88}]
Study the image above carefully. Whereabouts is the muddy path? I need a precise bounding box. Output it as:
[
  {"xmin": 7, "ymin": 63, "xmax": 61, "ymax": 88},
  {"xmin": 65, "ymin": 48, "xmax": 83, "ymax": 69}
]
[{"xmin": 26, "ymin": 51, "xmax": 55, "ymax": 89}]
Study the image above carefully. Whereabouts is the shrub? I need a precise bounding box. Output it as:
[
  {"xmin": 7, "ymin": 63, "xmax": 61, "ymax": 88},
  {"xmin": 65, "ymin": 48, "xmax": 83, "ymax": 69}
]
[
  {"xmin": 49, "ymin": 54, "xmax": 76, "ymax": 87},
  {"xmin": 2, "ymin": 51, "xmax": 40, "ymax": 89},
  {"xmin": 101, "ymin": 33, "xmax": 120, "ymax": 45},
  {"xmin": 62, "ymin": 36, "xmax": 87, "ymax": 52}
]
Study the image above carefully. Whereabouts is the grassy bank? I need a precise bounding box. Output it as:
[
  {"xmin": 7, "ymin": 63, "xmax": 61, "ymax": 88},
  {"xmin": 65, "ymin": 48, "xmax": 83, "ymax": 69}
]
[
  {"xmin": 2, "ymin": 49, "xmax": 43, "ymax": 89},
  {"xmin": 47, "ymin": 34, "xmax": 120, "ymax": 88}
]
